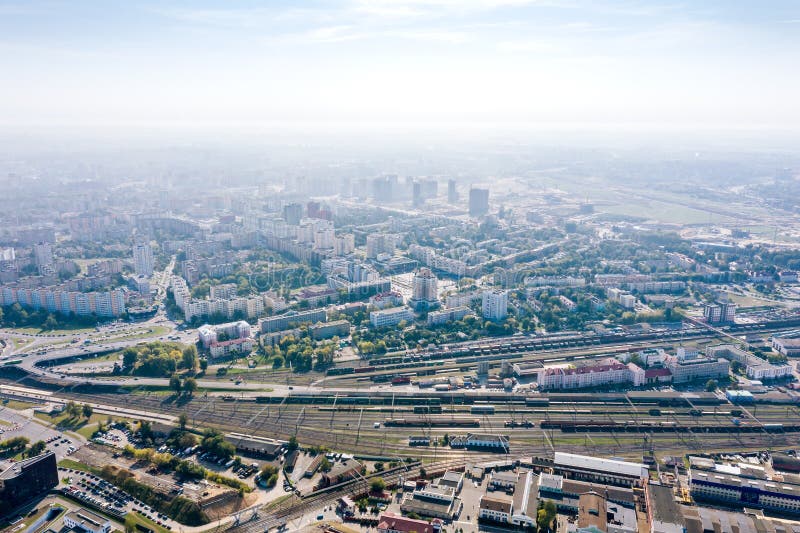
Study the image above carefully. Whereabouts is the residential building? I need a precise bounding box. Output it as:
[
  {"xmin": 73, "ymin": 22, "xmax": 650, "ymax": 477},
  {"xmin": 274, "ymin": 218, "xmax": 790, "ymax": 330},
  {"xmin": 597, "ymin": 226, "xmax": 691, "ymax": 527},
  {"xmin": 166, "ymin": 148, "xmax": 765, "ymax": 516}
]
[
  {"xmin": 309, "ymin": 319, "xmax": 350, "ymax": 340},
  {"xmin": 132, "ymin": 242, "xmax": 154, "ymax": 277},
  {"xmin": 773, "ymin": 337, "xmax": 800, "ymax": 357},
  {"xmin": 0, "ymin": 284, "xmax": 126, "ymax": 317},
  {"xmin": 33, "ymin": 241, "xmax": 54, "ymax": 275},
  {"xmin": 209, "ymin": 337, "xmax": 254, "ymax": 359},
  {"xmin": 370, "ymin": 291, "xmax": 404, "ymax": 309},
  {"xmin": 258, "ymin": 308, "xmax": 327, "ymax": 333},
  {"xmin": 410, "ymin": 267, "xmax": 439, "ymax": 310},
  {"xmin": 63, "ymin": 509, "xmax": 112, "ymax": 533},
  {"xmin": 282, "ymin": 203, "xmax": 303, "ymax": 225},
  {"xmin": 427, "ymin": 306, "xmax": 472, "ymax": 326},
  {"xmin": 447, "ymin": 179, "xmax": 458, "ymax": 204},
  {"xmin": 703, "ymin": 301, "xmax": 737, "ymax": 324},
  {"xmin": 209, "ymin": 283, "xmax": 237, "ymax": 300},
  {"xmin": 482, "ymin": 289, "xmax": 508, "ymax": 321},
  {"xmin": 198, "ymin": 320, "xmax": 251, "ymax": 348},
  {"xmin": 469, "ymin": 187, "xmax": 489, "ymax": 216},
  {"xmin": 370, "ymin": 306, "xmax": 413, "ymax": 328}
]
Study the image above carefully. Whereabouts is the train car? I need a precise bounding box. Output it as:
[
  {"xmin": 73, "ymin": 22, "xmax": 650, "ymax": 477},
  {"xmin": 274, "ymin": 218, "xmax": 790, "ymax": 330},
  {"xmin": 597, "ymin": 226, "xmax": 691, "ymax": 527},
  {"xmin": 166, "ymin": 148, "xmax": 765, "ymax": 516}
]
[
  {"xmin": 413, "ymin": 405, "xmax": 443, "ymax": 414},
  {"xmin": 354, "ymin": 366, "xmax": 376, "ymax": 374},
  {"xmin": 391, "ymin": 376, "xmax": 411, "ymax": 385},
  {"xmin": 471, "ymin": 405, "xmax": 496, "ymax": 415},
  {"xmin": 326, "ymin": 367, "xmax": 355, "ymax": 376},
  {"xmin": 525, "ymin": 397, "xmax": 550, "ymax": 407},
  {"xmin": 384, "ymin": 417, "xmax": 480, "ymax": 428}
]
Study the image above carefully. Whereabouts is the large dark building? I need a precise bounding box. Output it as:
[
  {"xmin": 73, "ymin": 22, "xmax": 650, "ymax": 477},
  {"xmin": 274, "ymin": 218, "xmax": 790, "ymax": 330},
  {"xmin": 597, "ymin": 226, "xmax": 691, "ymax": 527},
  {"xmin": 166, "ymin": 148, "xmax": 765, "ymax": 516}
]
[{"xmin": 0, "ymin": 451, "xmax": 58, "ymax": 514}]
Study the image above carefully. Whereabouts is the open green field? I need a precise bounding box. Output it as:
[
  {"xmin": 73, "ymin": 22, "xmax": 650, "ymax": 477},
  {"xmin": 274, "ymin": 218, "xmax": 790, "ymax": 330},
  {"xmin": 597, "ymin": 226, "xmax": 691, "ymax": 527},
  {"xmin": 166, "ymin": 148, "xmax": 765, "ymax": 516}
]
[{"xmin": 1, "ymin": 399, "xmax": 39, "ymax": 410}]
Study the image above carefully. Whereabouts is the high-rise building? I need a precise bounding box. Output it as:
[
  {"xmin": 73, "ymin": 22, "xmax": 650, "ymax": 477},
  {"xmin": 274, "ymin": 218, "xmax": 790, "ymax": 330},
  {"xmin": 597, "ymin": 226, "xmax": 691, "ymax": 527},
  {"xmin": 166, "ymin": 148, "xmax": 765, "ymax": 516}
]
[
  {"xmin": 448, "ymin": 179, "xmax": 458, "ymax": 204},
  {"xmin": 482, "ymin": 289, "xmax": 508, "ymax": 321},
  {"xmin": 366, "ymin": 234, "xmax": 395, "ymax": 259},
  {"xmin": 33, "ymin": 242, "xmax": 54, "ymax": 274},
  {"xmin": 469, "ymin": 187, "xmax": 489, "ymax": 217},
  {"xmin": 132, "ymin": 242, "xmax": 154, "ymax": 277},
  {"xmin": 282, "ymin": 203, "xmax": 303, "ymax": 226},
  {"xmin": 410, "ymin": 267, "xmax": 438, "ymax": 309},
  {"xmin": 412, "ymin": 180, "xmax": 423, "ymax": 208}
]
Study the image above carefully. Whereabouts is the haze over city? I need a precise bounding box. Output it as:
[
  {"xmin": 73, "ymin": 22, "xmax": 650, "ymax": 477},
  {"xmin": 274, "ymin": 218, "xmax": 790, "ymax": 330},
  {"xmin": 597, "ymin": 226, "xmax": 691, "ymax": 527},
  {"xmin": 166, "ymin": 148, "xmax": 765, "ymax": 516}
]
[{"xmin": 2, "ymin": 2, "xmax": 800, "ymax": 533}]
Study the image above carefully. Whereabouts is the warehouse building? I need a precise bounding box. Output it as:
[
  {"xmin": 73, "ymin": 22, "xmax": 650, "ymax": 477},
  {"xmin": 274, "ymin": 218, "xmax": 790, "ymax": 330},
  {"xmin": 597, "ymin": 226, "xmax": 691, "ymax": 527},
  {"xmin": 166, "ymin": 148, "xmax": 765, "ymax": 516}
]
[{"xmin": 553, "ymin": 452, "xmax": 648, "ymax": 488}]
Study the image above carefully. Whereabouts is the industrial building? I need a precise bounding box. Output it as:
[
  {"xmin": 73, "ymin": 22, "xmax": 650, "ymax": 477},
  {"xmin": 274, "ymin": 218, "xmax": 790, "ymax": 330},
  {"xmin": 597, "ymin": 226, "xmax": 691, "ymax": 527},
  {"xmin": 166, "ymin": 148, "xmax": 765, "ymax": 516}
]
[{"xmin": 553, "ymin": 452, "xmax": 648, "ymax": 488}]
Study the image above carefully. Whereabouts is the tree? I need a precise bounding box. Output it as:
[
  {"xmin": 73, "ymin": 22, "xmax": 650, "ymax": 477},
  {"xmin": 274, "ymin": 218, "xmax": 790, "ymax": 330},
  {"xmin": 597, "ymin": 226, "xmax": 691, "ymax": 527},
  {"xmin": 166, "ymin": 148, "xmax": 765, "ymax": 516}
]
[
  {"xmin": 182, "ymin": 345, "xmax": 198, "ymax": 371},
  {"xmin": 29, "ymin": 440, "xmax": 47, "ymax": 456},
  {"xmin": 178, "ymin": 412, "xmax": 188, "ymax": 431},
  {"xmin": 287, "ymin": 436, "xmax": 298, "ymax": 451},
  {"xmin": 122, "ymin": 347, "xmax": 138, "ymax": 369},
  {"xmin": 374, "ymin": 461, "xmax": 384, "ymax": 472},
  {"xmin": 124, "ymin": 514, "xmax": 138, "ymax": 533},
  {"xmin": 182, "ymin": 377, "xmax": 197, "ymax": 396},
  {"xmin": 272, "ymin": 356, "xmax": 284, "ymax": 369},
  {"xmin": 170, "ymin": 374, "xmax": 182, "ymax": 394},
  {"xmin": 705, "ymin": 379, "xmax": 719, "ymax": 392},
  {"xmin": 370, "ymin": 477, "xmax": 386, "ymax": 493},
  {"xmin": 199, "ymin": 358, "xmax": 208, "ymax": 372},
  {"xmin": 64, "ymin": 401, "xmax": 80, "ymax": 418},
  {"xmin": 537, "ymin": 500, "xmax": 557, "ymax": 532},
  {"xmin": 82, "ymin": 403, "xmax": 93, "ymax": 418}
]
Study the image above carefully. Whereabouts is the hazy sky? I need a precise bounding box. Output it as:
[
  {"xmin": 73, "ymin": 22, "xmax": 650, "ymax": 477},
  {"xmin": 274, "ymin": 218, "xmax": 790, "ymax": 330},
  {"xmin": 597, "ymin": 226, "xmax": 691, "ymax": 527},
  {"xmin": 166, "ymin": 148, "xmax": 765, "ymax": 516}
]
[{"xmin": 1, "ymin": 0, "xmax": 799, "ymax": 131}]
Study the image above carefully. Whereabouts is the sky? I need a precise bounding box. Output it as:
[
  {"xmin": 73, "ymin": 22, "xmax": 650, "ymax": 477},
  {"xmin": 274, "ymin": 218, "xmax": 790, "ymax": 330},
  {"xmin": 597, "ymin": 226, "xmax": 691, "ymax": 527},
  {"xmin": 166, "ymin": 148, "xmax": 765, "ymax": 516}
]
[{"xmin": 0, "ymin": 0, "xmax": 799, "ymax": 133}]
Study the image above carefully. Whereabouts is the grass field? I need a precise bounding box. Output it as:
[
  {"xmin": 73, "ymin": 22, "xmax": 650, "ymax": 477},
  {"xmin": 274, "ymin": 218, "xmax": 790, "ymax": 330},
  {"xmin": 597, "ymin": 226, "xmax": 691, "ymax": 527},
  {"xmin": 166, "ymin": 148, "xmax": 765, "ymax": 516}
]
[
  {"xmin": 1, "ymin": 399, "xmax": 39, "ymax": 410},
  {"xmin": 58, "ymin": 458, "xmax": 100, "ymax": 474}
]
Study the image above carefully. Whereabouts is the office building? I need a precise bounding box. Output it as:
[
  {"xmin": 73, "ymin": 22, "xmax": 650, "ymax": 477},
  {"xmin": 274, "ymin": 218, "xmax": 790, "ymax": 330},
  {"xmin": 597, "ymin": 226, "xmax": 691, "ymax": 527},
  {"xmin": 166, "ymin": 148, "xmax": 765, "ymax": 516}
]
[
  {"xmin": 469, "ymin": 187, "xmax": 489, "ymax": 216},
  {"xmin": 690, "ymin": 469, "xmax": 800, "ymax": 515},
  {"xmin": 706, "ymin": 344, "xmax": 794, "ymax": 380},
  {"xmin": 664, "ymin": 352, "xmax": 729, "ymax": 383},
  {"xmin": 132, "ymin": 242, "xmax": 154, "ymax": 277},
  {"xmin": 63, "ymin": 509, "xmax": 112, "ymax": 533},
  {"xmin": 0, "ymin": 451, "xmax": 58, "ymax": 513},
  {"xmin": 482, "ymin": 289, "xmax": 509, "ymax": 321}
]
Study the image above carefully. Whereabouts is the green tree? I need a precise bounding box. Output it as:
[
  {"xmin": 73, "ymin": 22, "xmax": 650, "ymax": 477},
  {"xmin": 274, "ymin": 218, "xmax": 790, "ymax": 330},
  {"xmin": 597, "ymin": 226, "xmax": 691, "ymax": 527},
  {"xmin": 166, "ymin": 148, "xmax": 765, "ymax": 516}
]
[
  {"xmin": 199, "ymin": 358, "xmax": 208, "ymax": 372},
  {"xmin": 181, "ymin": 345, "xmax": 198, "ymax": 371},
  {"xmin": 705, "ymin": 379, "xmax": 719, "ymax": 392},
  {"xmin": 122, "ymin": 347, "xmax": 138, "ymax": 369},
  {"xmin": 287, "ymin": 436, "xmax": 299, "ymax": 451},
  {"xmin": 537, "ymin": 500, "xmax": 557, "ymax": 532},
  {"xmin": 124, "ymin": 514, "xmax": 137, "ymax": 533},
  {"xmin": 82, "ymin": 403, "xmax": 93, "ymax": 418},
  {"xmin": 370, "ymin": 477, "xmax": 386, "ymax": 492},
  {"xmin": 178, "ymin": 412, "xmax": 188, "ymax": 431},
  {"xmin": 272, "ymin": 356, "xmax": 284, "ymax": 369},
  {"xmin": 170, "ymin": 374, "xmax": 182, "ymax": 394},
  {"xmin": 29, "ymin": 440, "xmax": 47, "ymax": 456},
  {"xmin": 182, "ymin": 377, "xmax": 198, "ymax": 396}
]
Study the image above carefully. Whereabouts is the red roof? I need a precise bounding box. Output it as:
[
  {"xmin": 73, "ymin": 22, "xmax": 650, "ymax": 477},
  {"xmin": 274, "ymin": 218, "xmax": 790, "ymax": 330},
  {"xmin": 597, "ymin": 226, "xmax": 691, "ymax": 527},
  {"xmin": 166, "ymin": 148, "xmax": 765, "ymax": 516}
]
[
  {"xmin": 377, "ymin": 512, "xmax": 434, "ymax": 533},
  {"xmin": 645, "ymin": 368, "xmax": 672, "ymax": 378}
]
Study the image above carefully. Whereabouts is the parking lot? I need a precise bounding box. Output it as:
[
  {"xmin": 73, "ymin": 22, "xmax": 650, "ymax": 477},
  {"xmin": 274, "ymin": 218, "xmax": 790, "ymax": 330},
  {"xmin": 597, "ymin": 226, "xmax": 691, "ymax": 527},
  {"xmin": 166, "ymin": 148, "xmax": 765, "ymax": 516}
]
[
  {"xmin": 0, "ymin": 403, "xmax": 80, "ymax": 462},
  {"xmin": 58, "ymin": 465, "xmax": 179, "ymax": 530}
]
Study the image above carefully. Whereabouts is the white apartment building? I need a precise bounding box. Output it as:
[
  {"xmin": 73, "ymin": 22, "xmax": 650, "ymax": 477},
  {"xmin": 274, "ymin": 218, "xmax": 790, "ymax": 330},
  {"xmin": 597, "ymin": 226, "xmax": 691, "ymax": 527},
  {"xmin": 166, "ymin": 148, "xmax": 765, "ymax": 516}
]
[
  {"xmin": 370, "ymin": 306, "xmax": 413, "ymax": 328},
  {"xmin": 482, "ymin": 289, "xmax": 509, "ymax": 321},
  {"xmin": 132, "ymin": 242, "xmax": 154, "ymax": 277}
]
